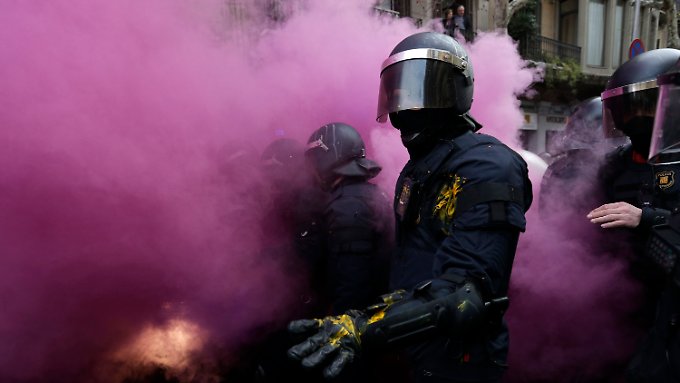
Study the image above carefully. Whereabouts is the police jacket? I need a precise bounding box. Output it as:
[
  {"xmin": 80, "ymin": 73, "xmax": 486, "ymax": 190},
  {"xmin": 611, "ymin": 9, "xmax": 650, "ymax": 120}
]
[
  {"xmin": 598, "ymin": 145, "xmax": 680, "ymax": 381},
  {"xmin": 322, "ymin": 179, "xmax": 392, "ymax": 315},
  {"xmin": 600, "ymin": 144, "xmax": 680, "ymax": 231},
  {"xmin": 391, "ymin": 130, "xmax": 532, "ymax": 379},
  {"xmin": 599, "ymin": 143, "xmax": 680, "ymax": 341}
]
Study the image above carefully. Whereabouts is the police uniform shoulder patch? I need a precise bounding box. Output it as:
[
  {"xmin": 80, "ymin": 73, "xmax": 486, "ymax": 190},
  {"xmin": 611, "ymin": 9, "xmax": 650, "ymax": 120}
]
[{"xmin": 656, "ymin": 170, "xmax": 675, "ymax": 190}]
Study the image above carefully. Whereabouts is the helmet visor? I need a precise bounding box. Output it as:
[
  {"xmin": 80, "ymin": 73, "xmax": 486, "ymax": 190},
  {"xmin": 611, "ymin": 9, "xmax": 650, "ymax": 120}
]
[
  {"xmin": 649, "ymin": 82, "xmax": 680, "ymax": 164},
  {"xmin": 376, "ymin": 59, "xmax": 458, "ymax": 122},
  {"xmin": 602, "ymin": 82, "xmax": 658, "ymax": 138}
]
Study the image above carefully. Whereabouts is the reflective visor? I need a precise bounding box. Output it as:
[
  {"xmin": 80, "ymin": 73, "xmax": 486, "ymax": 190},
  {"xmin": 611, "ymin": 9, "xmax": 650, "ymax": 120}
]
[
  {"xmin": 376, "ymin": 59, "xmax": 459, "ymax": 122},
  {"xmin": 649, "ymin": 82, "xmax": 680, "ymax": 163},
  {"xmin": 601, "ymin": 80, "xmax": 658, "ymax": 138}
]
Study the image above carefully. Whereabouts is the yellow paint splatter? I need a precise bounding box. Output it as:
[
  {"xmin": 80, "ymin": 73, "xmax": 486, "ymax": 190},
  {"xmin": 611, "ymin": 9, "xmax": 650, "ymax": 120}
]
[{"xmin": 434, "ymin": 175, "xmax": 465, "ymax": 225}]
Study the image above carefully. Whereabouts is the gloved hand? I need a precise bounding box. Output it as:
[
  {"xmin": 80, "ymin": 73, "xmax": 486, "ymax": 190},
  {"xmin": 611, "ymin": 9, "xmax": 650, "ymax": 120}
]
[{"xmin": 287, "ymin": 309, "xmax": 368, "ymax": 379}]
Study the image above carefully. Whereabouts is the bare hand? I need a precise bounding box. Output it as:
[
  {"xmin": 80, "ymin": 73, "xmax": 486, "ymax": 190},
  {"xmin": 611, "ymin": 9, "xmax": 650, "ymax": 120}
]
[{"xmin": 587, "ymin": 202, "xmax": 642, "ymax": 228}]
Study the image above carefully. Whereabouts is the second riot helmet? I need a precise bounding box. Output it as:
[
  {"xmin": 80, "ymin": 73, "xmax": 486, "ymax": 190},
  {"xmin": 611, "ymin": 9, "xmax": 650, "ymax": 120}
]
[
  {"xmin": 601, "ymin": 48, "xmax": 680, "ymax": 155},
  {"xmin": 305, "ymin": 123, "xmax": 381, "ymax": 188},
  {"xmin": 260, "ymin": 137, "xmax": 306, "ymax": 186},
  {"xmin": 551, "ymin": 96, "xmax": 607, "ymax": 154}
]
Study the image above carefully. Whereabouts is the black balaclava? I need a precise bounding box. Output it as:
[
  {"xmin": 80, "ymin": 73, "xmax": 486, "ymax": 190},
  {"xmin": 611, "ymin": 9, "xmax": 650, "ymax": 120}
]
[
  {"xmin": 389, "ymin": 108, "xmax": 476, "ymax": 158},
  {"xmin": 624, "ymin": 117, "xmax": 654, "ymax": 157}
]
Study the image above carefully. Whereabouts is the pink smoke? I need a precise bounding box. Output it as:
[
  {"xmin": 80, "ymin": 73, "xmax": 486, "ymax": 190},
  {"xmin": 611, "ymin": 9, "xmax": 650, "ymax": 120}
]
[
  {"xmin": 508, "ymin": 213, "xmax": 644, "ymax": 382},
  {"xmin": 0, "ymin": 0, "xmax": 642, "ymax": 382}
]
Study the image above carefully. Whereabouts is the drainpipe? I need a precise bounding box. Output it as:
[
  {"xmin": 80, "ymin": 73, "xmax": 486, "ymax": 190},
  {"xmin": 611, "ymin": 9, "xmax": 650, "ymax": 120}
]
[{"xmin": 632, "ymin": 0, "xmax": 641, "ymax": 39}]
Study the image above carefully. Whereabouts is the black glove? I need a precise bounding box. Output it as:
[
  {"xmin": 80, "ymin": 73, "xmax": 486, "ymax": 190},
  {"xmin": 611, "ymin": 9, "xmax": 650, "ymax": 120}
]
[{"xmin": 287, "ymin": 310, "xmax": 368, "ymax": 379}]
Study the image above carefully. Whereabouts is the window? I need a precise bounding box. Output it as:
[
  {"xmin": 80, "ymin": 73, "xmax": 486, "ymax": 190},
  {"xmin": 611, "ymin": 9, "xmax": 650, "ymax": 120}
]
[
  {"xmin": 393, "ymin": 0, "xmax": 410, "ymax": 18},
  {"xmin": 587, "ymin": 0, "xmax": 606, "ymax": 66},
  {"xmin": 559, "ymin": 0, "xmax": 579, "ymax": 45}
]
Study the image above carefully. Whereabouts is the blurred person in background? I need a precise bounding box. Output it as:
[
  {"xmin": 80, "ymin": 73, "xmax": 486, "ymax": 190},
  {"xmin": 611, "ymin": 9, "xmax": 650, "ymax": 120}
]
[{"xmin": 539, "ymin": 96, "xmax": 627, "ymax": 219}]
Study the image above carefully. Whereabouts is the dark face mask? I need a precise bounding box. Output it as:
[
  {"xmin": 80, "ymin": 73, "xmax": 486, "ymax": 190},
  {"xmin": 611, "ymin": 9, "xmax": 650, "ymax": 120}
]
[
  {"xmin": 389, "ymin": 111, "xmax": 435, "ymax": 157},
  {"xmin": 622, "ymin": 116, "xmax": 654, "ymax": 157},
  {"xmin": 390, "ymin": 109, "xmax": 467, "ymax": 157}
]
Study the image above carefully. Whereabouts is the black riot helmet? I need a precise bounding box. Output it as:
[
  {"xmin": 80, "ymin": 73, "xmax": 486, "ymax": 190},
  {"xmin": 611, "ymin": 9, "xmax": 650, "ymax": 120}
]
[
  {"xmin": 554, "ymin": 97, "xmax": 604, "ymax": 153},
  {"xmin": 376, "ymin": 32, "xmax": 478, "ymax": 150},
  {"xmin": 260, "ymin": 137, "xmax": 306, "ymax": 188},
  {"xmin": 550, "ymin": 96, "xmax": 626, "ymax": 154},
  {"xmin": 260, "ymin": 138, "xmax": 305, "ymax": 173},
  {"xmin": 305, "ymin": 123, "xmax": 381, "ymax": 189},
  {"xmin": 261, "ymin": 137, "xmax": 305, "ymax": 169},
  {"xmin": 649, "ymin": 58, "xmax": 680, "ymax": 164},
  {"xmin": 601, "ymin": 48, "xmax": 680, "ymax": 156}
]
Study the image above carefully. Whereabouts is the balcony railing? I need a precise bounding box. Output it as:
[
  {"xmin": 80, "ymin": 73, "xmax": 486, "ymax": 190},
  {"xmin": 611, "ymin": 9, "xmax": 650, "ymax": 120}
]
[
  {"xmin": 518, "ymin": 34, "xmax": 582, "ymax": 63},
  {"xmin": 373, "ymin": 6, "xmax": 400, "ymax": 17}
]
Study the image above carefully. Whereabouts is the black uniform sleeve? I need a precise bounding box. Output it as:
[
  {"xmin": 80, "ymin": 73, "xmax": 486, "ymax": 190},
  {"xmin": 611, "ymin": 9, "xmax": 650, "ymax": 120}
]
[
  {"xmin": 640, "ymin": 206, "xmax": 671, "ymax": 229},
  {"xmin": 433, "ymin": 144, "xmax": 531, "ymax": 297}
]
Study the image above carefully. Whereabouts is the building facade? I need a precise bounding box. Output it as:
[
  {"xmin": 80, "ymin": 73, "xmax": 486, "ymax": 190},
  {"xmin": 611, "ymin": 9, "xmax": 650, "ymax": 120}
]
[{"xmin": 375, "ymin": 0, "xmax": 671, "ymax": 155}]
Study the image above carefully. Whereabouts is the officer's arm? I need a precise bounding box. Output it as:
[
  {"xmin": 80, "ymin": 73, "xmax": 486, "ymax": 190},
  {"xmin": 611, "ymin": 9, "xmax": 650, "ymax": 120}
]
[
  {"xmin": 433, "ymin": 148, "xmax": 530, "ymax": 297},
  {"xmin": 360, "ymin": 276, "xmax": 506, "ymax": 348},
  {"xmin": 287, "ymin": 277, "xmax": 496, "ymax": 378}
]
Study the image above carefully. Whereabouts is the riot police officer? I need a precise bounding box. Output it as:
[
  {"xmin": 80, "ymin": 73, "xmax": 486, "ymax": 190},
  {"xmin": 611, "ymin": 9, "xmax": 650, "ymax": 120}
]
[
  {"xmin": 238, "ymin": 130, "xmax": 391, "ymax": 382},
  {"xmin": 287, "ymin": 32, "xmax": 532, "ymax": 383},
  {"xmin": 587, "ymin": 49, "xmax": 680, "ymax": 285},
  {"xmin": 585, "ymin": 48, "xmax": 680, "ymax": 382},
  {"xmin": 539, "ymin": 97, "xmax": 607, "ymax": 219},
  {"xmin": 631, "ymin": 56, "xmax": 680, "ymax": 383},
  {"xmin": 304, "ymin": 122, "xmax": 392, "ymax": 315},
  {"xmin": 538, "ymin": 96, "xmax": 629, "ymax": 228},
  {"xmin": 588, "ymin": 49, "xmax": 680, "ymax": 232},
  {"xmin": 304, "ymin": 122, "xmax": 394, "ymax": 382}
]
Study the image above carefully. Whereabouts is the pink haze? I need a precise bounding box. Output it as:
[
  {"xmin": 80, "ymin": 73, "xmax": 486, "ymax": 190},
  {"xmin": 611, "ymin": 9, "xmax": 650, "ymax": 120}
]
[{"xmin": 0, "ymin": 0, "xmax": 644, "ymax": 382}]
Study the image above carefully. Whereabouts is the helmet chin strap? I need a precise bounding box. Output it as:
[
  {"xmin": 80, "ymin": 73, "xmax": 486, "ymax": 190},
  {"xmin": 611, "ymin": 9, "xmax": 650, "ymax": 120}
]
[{"xmin": 400, "ymin": 131, "xmax": 421, "ymax": 146}]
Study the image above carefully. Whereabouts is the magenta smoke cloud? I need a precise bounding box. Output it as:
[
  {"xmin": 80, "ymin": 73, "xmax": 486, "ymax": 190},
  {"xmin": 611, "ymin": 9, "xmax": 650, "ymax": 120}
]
[{"xmin": 0, "ymin": 1, "xmax": 642, "ymax": 382}]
